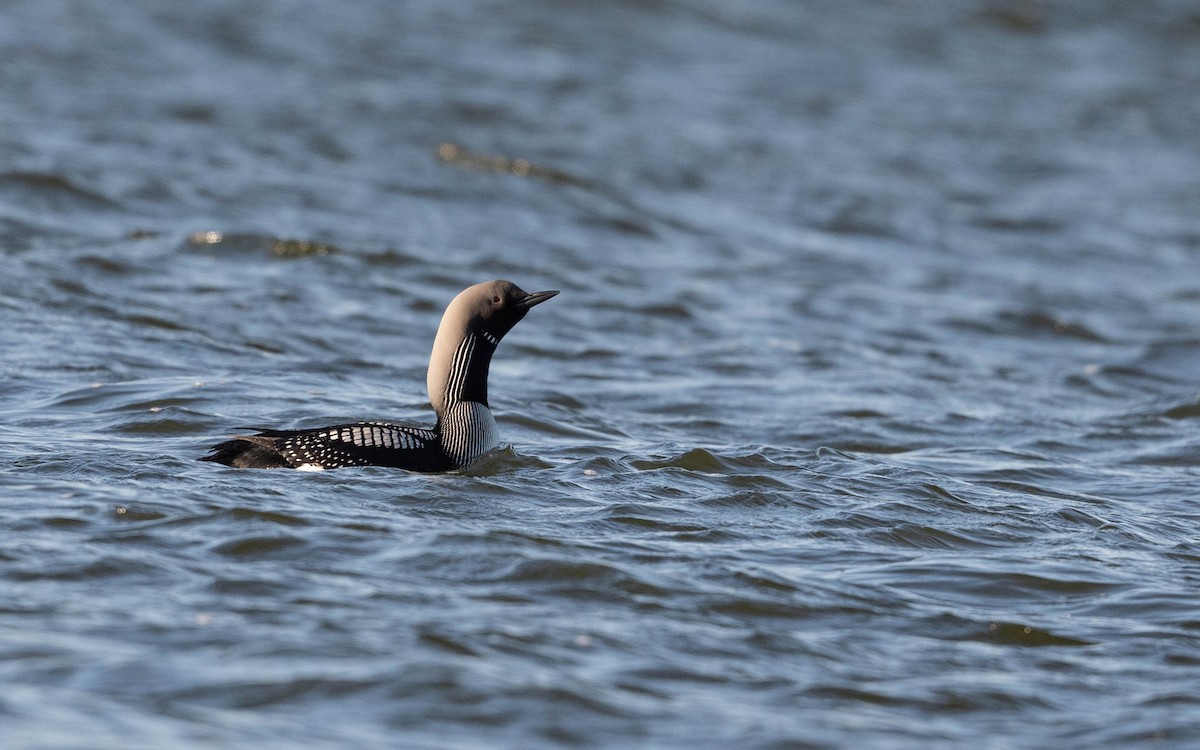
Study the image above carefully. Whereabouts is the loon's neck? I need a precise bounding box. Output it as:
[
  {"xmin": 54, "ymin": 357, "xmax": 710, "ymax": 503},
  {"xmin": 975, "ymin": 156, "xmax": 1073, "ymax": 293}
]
[
  {"xmin": 427, "ymin": 325, "xmax": 502, "ymax": 468},
  {"xmin": 427, "ymin": 326, "xmax": 499, "ymax": 417}
]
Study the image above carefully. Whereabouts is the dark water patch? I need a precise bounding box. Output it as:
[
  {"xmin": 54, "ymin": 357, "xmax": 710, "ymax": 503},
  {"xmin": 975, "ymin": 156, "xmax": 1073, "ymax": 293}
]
[
  {"xmin": 435, "ymin": 142, "xmax": 592, "ymax": 188},
  {"xmin": 210, "ymin": 534, "xmax": 308, "ymax": 558},
  {"xmin": 416, "ymin": 625, "xmax": 485, "ymax": 658},
  {"xmin": 270, "ymin": 239, "xmax": 336, "ymax": 258},
  {"xmin": 49, "ymin": 276, "xmax": 92, "ymax": 297},
  {"xmin": 222, "ymin": 507, "xmax": 312, "ymax": 527},
  {"xmin": 115, "ymin": 415, "xmax": 213, "ymax": 436},
  {"xmin": 495, "ymin": 558, "xmax": 670, "ymax": 601},
  {"xmin": 803, "ymin": 684, "xmax": 909, "ymax": 708},
  {"xmin": 969, "ymin": 476, "xmax": 1109, "ymax": 507},
  {"xmin": 703, "ymin": 595, "xmax": 827, "ymax": 621},
  {"xmin": 0, "ymin": 171, "xmax": 117, "ymax": 209},
  {"xmin": 6, "ymin": 556, "xmax": 165, "ymax": 583},
  {"xmin": 631, "ymin": 449, "xmax": 732, "ymax": 473},
  {"xmin": 598, "ymin": 502, "xmax": 708, "ymax": 534},
  {"xmin": 969, "ymin": 212, "xmax": 1064, "ymax": 233},
  {"xmin": 731, "ymin": 567, "xmax": 805, "ymax": 595},
  {"xmin": 1161, "ymin": 397, "xmax": 1200, "ymax": 419},
  {"xmin": 974, "ymin": 1, "xmax": 1047, "ymax": 32},
  {"xmin": 810, "ymin": 194, "xmax": 904, "ymax": 238},
  {"xmin": 1077, "ymin": 364, "xmax": 1192, "ymax": 395},
  {"xmin": 951, "ymin": 309, "xmax": 1109, "ymax": 343},
  {"xmin": 1121, "ymin": 439, "xmax": 1200, "ymax": 467},
  {"xmin": 1125, "ymin": 339, "xmax": 1200, "ymax": 386},
  {"xmin": 629, "ymin": 301, "xmax": 694, "ymax": 320},
  {"xmin": 832, "ymin": 408, "xmax": 890, "ymax": 419},
  {"xmin": 358, "ymin": 246, "xmax": 427, "ymax": 267},
  {"xmin": 124, "ymin": 313, "xmax": 192, "ymax": 332},
  {"xmin": 165, "ymin": 102, "xmax": 217, "ymax": 123},
  {"xmin": 575, "ymin": 212, "xmax": 659, "ymax": 239},
  {"xmin": 39, "ymin": 515, "xmax": 92, "ymax": 529},
  {"xmin": 630, "ymin": 448, "xmax": 799, "ymax": 476},
  {"xmin": 77, "ymin": 253, "xmax": 134, "ymax": 275},
  {"xmin": 878, "ymin": 612, "xmax": 1094, "ymax": 652},
  {"xmin": 869, "ymin": 561, "xmax": 1125, "ymax": 607},
  {"xmin": 183, "ymin": 231, "xmax": 340, "ymax": 258},
  {"xmin": 1052, "ymin": 506, "xmax": 1115, "ymax": 529},
  {"xmin": 593, "ymin": 505, "xmax": 743, "ymax": 544},
  {"xmin": 824, "ymin": 441, "xmax": 915, "ymax": 455},
  {"xmin": 711, "ymin": 467, "xmax": 800, "ymax": 494},
  {"xmin": 162, "ymin": 675, "xmax": 383, "ymax": 711},
  {"xmin": 981, "ymin": 621, "xmax": 1093, "ymax": 648},
  {"xmin": 208, "ymin": 577, "xmax": 292, "ymax": 598},
  {"xmin": 429, "ymin": 529, "xmax": 572, "ymax": 554},
  {"xmin": 870, "ymin": 523, "xmax": 1011, "ymax": 550},
  {"xmin": 110, "ymin": 504, "xmax": 170, "ymax": 523},
  {"xmin": 541, "ymin": 391, "xmax": 587, "ymax": 410}
]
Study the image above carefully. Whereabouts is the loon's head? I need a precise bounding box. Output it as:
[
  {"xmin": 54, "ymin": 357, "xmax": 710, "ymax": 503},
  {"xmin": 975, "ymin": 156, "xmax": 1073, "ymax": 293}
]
[
  {"xmin": 428, "ymin": 280, "xmax": 558, "ymax": 413},
  {"xmin": 452, "ymin": 280, "xmax": 559, "ymax": 344}
]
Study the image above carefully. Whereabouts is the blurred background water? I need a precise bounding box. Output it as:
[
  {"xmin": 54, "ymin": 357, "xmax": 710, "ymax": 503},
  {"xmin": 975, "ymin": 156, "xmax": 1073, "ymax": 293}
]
[{"xmin": 2, "ymin": 0, "xmax": 1199, "ymax": 747}]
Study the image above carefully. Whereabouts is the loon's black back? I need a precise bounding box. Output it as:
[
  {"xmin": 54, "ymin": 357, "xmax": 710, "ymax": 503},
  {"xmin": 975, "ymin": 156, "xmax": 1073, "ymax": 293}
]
[
  {"xmin": 201, "ymin": 422, "xmax": 451, "ymax": 471},
  {"xmin": 200, "ymin": 280, "xmax": 558, "ymax": 472}
]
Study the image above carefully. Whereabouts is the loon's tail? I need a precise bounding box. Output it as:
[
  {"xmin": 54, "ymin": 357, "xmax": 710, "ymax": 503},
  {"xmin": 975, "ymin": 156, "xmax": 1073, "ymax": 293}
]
[{"xmin": 199, "ymin": 431, "xmax": 291, "ymax": 468}]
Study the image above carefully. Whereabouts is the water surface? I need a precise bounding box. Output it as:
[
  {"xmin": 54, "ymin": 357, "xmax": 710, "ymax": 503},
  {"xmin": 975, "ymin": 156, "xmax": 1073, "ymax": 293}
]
[{"xmin": 2, "ymin": 1, "xmax": 1199, "ymax": 748}]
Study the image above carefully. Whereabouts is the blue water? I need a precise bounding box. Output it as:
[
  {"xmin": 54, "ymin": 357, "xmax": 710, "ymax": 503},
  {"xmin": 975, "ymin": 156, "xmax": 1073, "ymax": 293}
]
[{"xmin": 3, "ymin": 1, "xmax": 1200, "ymax": 747}]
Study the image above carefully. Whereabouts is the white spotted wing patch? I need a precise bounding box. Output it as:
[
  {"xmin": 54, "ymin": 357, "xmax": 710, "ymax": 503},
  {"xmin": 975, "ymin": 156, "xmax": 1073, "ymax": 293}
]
[{"xmin": 276, "ymin": 421, "xmax": 440, "ymax": 469}]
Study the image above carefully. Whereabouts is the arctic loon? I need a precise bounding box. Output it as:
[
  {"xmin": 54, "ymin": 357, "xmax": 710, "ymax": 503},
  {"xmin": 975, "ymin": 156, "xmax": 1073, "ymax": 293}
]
[{"xmin": 200, "ymin": 280, "xmax": 558, "ymax": 471}]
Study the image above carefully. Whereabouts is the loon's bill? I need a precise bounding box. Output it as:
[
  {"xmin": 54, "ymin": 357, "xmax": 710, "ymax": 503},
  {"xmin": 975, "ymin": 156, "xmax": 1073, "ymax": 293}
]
[{"xmin": 200, "ymin": 280, "xmax": 558, "ymax": 471}]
